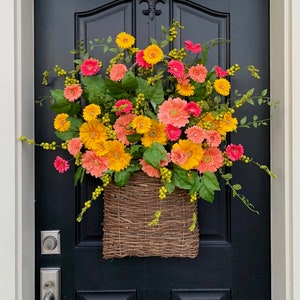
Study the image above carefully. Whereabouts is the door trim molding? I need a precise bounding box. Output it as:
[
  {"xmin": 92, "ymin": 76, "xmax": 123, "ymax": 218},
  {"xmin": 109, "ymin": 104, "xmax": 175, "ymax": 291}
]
[{"xmin": 1, "ymin": 0, "xmax": 296, "ymax": 299}]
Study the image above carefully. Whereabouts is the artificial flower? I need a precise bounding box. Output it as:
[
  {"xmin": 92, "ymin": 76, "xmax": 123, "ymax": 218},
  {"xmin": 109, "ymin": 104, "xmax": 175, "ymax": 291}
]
[
  {"xmin": 64, "ymin": 83, "xmax": 82, "ymax": 102},
  {"xmin": 226, "ymin": 143, "xmax": 244, "ymax": 161},
  {"xmin": 184, "ymin": 101, "xmax": 202, "ymax": 117},
  {"xmin": 113, "ymin": 114, "xmax": 136, "ymax": 145},
  {"xmin": 53, "ymin": 156, "xmax": 69, "ymax": 173},
  {"xmin": 54, "ymin": 113, "xmax": 70, "ymax": 132},
  {"xmin": 140, "ymin": 159, "xmax": 160, "ymax": 178},
  {"xmin": 197, "ymin": 147, "xmax": 224, "ymax": 173},
  {"xmin": 141, "ymin": 120, "xmax": 167, "ymax": 147},
  {"xmin": 205, "ymin": 130, "xmax": 222, "ymax": 147},
  {"xmin": 115, "ymin": 32, "xmax": 135, "ymax": 49},
  {"xmin": 132, "ymin": 115, "xmax": 152, "ymax": 134},
  {"xmin": 82, "ymin": 150, "xmax": 109, "ymax": 177},
  {"xmin": 136, "ymin": 50, "xmax": 152, "ymax": 68},
  {"xmin": 114, "ymin": 99, "xmax": 133, "ymax": 115},
  {"xmin": 80, "ymin": 58, "xmax": 101, "ymax": 76},
  {"xmin": 188, "ymin": 64, "xmax": 207, "ymax": 83},
  {"xmin": 165, "ymin": 124, "xmax": 182, "ymax": 141},
  {"xmin": 215, "ymin": 66, "xmax": 229, "ymax": 78},
  {"xmin": 184, "ymin": 40, "xmax": 201, "ymax": 53},
  {"xmin": 143, "ymin": 44, "xmax": 164, "ymax": 65},
  {"xmin": 83, "ymin": 104, "xmax": 101, "ymax": 121},
  {"xmin": 214, "ymin": 78, "xmax": 231, "ymax": 96},
  {"xmin": 67, "ymin": 137, "xmax": 82, "ymax": 156},
  {"xmin": 177, "ymin": 82, "xmax": 195, "ymax": 96},
  {"xmin": 168, "ymin": 60, "xmax": 185, "ymax": 78},
  {"xmin": 185, "ymin": 126, "xmax": 205, "ymax": 144},
  {"xmin": 109, "ymin": 64, "xmax": 128, "ymax": 81}
]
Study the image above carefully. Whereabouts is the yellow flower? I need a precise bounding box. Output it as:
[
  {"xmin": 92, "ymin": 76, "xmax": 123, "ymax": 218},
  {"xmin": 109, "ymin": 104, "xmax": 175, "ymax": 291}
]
[
  {"xmin": 132, "ymin": 115, "xmax": 152, "ymax": 134},
  {"xmin": 218, "ymin": 113, "xmax": 238, "ymax": 134},
  {"xmin": 172, "ymin": 139, "xmax": 204, "ymax": 170},
  {"xmin": 105, "ymin": 140, "xmax": 132, "ymax": 172},
  {"xmin": 115, "ymin": 32, "xmax": 135, "ymax": 49},
  {"xmin": 176, "ymin": 83, "xmax": 195, "ymax": 96},
  {"xmin": 197, "ymin": 112, "xmax": 218, "ymax": 131},
  {"xmin": 79, "ymin": 120, "xmax": 108, "ymax": 150},
  {"xmin": 54, "ymin": 113, "xmax": 71, "ymax": 132},
  {"xmin": 143, "ymin": 44, "xmax": 163, "ymax": 65},
  {"xmin": 83, "ymin": 104, "xmax": 101, "ymax": 121},
  {"xmin": 214, "ymin": 78, "xmax": 231, "ymax": 96},
  {"xmin": 141, "ymin": 120, "xmax": 167, "ymax": 147},
  {"xmin": 95, "ymin": 140, "xmax": 109, "ymax": 156}
]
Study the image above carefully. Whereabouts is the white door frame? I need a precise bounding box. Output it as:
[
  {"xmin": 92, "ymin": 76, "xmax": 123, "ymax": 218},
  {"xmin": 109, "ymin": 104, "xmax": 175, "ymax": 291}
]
[{"xmin": 0, "ymin": 0, "xmax": 298, "ymax": 299}]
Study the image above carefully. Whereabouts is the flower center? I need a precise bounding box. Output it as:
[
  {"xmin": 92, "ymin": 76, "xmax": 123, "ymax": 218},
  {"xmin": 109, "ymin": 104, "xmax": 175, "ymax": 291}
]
[{"xmin": 149, "ymin": 130, "xmax": 157, "ymax": 137}]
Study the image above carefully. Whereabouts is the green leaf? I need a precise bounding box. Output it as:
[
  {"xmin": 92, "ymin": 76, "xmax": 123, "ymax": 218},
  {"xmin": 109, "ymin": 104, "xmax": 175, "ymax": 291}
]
[
  {"xmin": 126, "ymin": 133, "xmax": 142, "ymax": 143},
  {"xmin": 122, "ymin": 71, "xmax": 138, "ymax": 91},
  {"xmin": 239, "ymin": 116, "xmax": 247, "ymax": 126},
  {"xmin": 114, "ymin": 170, "xmax": 132, "ymax": 187},
  {"xmin": 172, "ymin": 165, "xmax": 192, "ymax": 190},
  {"xmin": 54, "ymin": 117, "xmax": 82, "ymax": 141},
  {"xmin": 232, "ymin": 184, "xmax": 242, "ymax": 190},
  {"xmin": 221, "ymin": 173, "xmax": 232, "ymax": 180},
  {"xmin": 50, "ymin": 90, "xmax": 81, "ymax": 115},
  {"xmin": 74, "ymin": 166, "xmax": 85, "ymax": 185},
  {"xmin": 261, "ymin": 89, "xmax": 268, "ymax": 97},
  {"xmin": 143, "ymin": 142, "xmax": 167, "ymax": 168},
  {"xmin": 105, "ymin": 78, "xmax": 129, "ymax": 99},
  {"xmin": 81, "ymin": 76, "xmax": 107, "ymax": 104},
  {"xmin": 164, "ymin": 181, "xmax": 175, "ymax": 194},
  {"xmin": 107, "ymin": 36, "xmax": 112, "ymax": 43},
  {"xmin": 199, "ymin": 172, "xmax": 220, "ymax": 203}
]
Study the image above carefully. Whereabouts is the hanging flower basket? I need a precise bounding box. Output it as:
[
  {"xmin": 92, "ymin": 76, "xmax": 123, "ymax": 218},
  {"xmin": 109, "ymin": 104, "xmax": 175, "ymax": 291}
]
[{"xmin": 103, "ymin": 172, "xmax": 199, "ymax": 258}]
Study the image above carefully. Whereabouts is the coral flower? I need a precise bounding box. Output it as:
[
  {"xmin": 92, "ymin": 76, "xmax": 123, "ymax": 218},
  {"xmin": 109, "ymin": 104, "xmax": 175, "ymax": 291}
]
[
  {"xmin": 171, "ymin": 139, "xmax": 204, "ymax": 170},
  {"xmin": 79, "ymin": 120, "xmax": 108, "ymax": 150},
  {"xmin": 215, "ymin": 66, "xmax": 229, "ymax": 78},
  {"xmin": 139, "ymin": 159, "xmax": 160, "ymax": 178},
  {"xmin": 226, "ymin": 143, "xmax": 244, "ymax": 161},
  {"xmin": 158, "ymin": 97, "xmax": 189, "ymax": 128},
  {"xmin": 188, "ymin": 64, "xmax": 207, "ymax": 83},
  {"xmin": 115, "ymin": 32, "xmax": 135, "ymax": 49},
  {"xmin": 136, "ymin": 50, "xmax": 152, "ymax": 68},
  {"xmin": 113, "ymin": 114, "xmax": 136, "ymax": 145},
  {"xmin": 67, "ymin": 137, "xmax": 82, "ymax": 156},
  {"xmin": 105, "ymin": 140, "xmax": 132, "ymax": 172},
  {"xmin": 184, "ymin": 101, "xmax": 202, "ymax": 117},
  {"xmin": 64, "ymin": 84, "xmax": 82, "ymax": 102},
  {"xmin": 205, "ymin": 130, "xmax": 222, "ymax": 147},
  {"xmin": 184, "ymin": 40, "xmax": 201, "ymax": 54},
  {"xmin": 109, "ymin": 64, "xmax": 128, "ymax": 82},
  {"xmin": 177, "ymin": 73, "xmax": 190, "ymax": 86},
  {"xmin": 143, "ymin": 44, "xmax": 163, "ymax": 65},
  {"xmin": 114, "ymin": 99, "xmax": 133, "ymax": 115},
  {"xmin": 83, "ymin": 104, "xmax": 101, "ymax": 121},
  {"xmin": 165, "ymin": 124, "xmax": 182, "ymax": 141},
  {"xmin": 80, "ymin": 58, "xmax": 101, "ymax": 76},
  {"xmin": 132, "ymin": 115, "xmax": 152, "ymax": 134},
  {"xmin": 177, "ymin": 83, "xmax": 195, "ymax": 97},
  {"xmin": 82, "ymin": 150, "xmax": 109, "ymax": 177},
  {"xmin": 197, "ymin": 147, "xmax": 224, "ymax": 173},
  {"xmin": 53, "ymin": 156, "xmax": 70, "ymax": 173},
  {"xmin": 171, "ymin": 148, "xmax": 188, "ymax": 165},
  {"xmin": 214, "ymin": 78, "xmax": 231, "ymax": 96},
  {"xmin": 168, "ymin": 60, "xmax": 185, "ymax": 78},
  {"xmin": 185, "ymin": 126, "xmax": 205, "ymax": 144},
  {"xmin": 141, "ymin": 120, "xmax": 167, "ymax": 147},
  {"xmin": 54, "ymin": 113, "xmax": 70, "ymax": 132}
]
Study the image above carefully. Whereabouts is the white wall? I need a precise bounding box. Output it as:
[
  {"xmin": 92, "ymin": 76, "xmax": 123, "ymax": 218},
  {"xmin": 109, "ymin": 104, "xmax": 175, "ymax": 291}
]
[{"xmin": 0, "ymin": 0, "xmax": 298, "ymax": 299}]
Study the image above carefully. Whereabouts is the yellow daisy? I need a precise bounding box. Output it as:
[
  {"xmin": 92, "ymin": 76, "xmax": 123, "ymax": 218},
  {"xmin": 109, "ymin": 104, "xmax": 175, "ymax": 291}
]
[
  {"xmin": 214, "ymin": 78, "xmax": 231, "ymax": 96},
  {"xmin": 131, "ymin": 115, "xmax": 152, "ymax": 134},
  {"xmin": 54, "ymin": 113, "xmax": 71, "ymax": 132},
  {"xmin": 176, "ymin": 82, "xmax": 195, "ymax": 96},
  {"xmin": 141, "ymin": 120, "xmax": 167, "ymax": 147},
  {"xmin": 143, "ymin": 44, "xmax": 164, "ymax": 65},
  {"xmin": 105, "ymin": 140, "xmax": 132, "ymax": 172},
  {"xmin": 79, "ymin": 120, "xmax": 108, "ymax": 150},
  {"xmin": 115, "ymin": 32, "xmax": 135, "ymax": 49},
  {"xmin": 83, "ymin": 104, "xmax": 101, "ymax": 121},
  {"xmin": 172, "ymin": 139, "xmax": 204, "ymax": 170}
]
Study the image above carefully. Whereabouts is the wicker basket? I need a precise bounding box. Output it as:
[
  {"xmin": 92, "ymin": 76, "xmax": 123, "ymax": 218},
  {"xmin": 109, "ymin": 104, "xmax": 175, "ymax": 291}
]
[{"xmin": 103, "ymin": 172, "xmax": 199, "ymax": 258}]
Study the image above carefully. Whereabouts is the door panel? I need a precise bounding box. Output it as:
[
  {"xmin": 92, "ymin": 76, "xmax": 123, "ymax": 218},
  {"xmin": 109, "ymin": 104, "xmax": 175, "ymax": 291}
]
[{"xmin": 34, "ymin": 1, "xmax": 270, "ymax": 299}]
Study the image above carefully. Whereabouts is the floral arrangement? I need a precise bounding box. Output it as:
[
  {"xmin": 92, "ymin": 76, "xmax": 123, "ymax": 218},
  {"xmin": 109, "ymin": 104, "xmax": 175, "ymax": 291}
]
[{"xmin": 20, "ymin": 20, "xmax": 276, "ymax": 228}]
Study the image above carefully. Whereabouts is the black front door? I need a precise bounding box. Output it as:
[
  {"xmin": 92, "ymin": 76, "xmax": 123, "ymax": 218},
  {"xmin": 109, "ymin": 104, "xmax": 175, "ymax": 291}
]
[{"xmin": 34, "ymin": 1, "xmax": 270, "ymax": 299}]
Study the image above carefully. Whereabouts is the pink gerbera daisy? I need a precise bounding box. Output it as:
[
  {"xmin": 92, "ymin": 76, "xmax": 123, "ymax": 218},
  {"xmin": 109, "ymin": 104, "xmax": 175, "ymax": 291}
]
[
  {"xmin": 205, "ymin": 130, "xmax": 222, "ymax": 147},
  {"xmin": 165, "ymin": 124, "xmax": 182, "ymax": 141},
  {"xmin": 80, "ymin": 58, "xmax": 101, "ymax": 76},
  {"xmin": 158, "ymin": 97, "xmax": 189, "ymax": 128},
  {"xmin": 136, "ymin": 50, "xmax": 152, "ymax": 69},
  {"xmin": 184, "ymin": 101, "xmax": 202, "ymax": 117},
  {"xmin": 185, "ymin": 126, "xmax": 205, "ymax": 144},
  {"xmin": 113, "ymin": 113, "xmax": 136, "ymax": 145},
  {"xmin": 114, "ymin": 99, "xmax": 133, "ymax": 115},
  {"xmin": 139, "ymin": 159, "xmax": 160, "ymax": 178},
  {"xmin": 170, "ymin": 147, "xmax": 188, "ymax": 165},
  {"xmin": 168, "ymin": 60, "xmax": 185, "ymax": 78},
  {"xmin": 64, "ymin": 84, "xmax": 83, "ymax": 102},
  {"xmin": 226, "ymin": 143, "xmax": 244, "ymax": 161},
  {"xmin": 82, "ymin": 150, "xmax": 109, "ymax": 178},
  {"xmin": 67, "ymin": 137, "xmax": 82, "ymax": 156},
  {"xmin": 197, "ymin": 147, "xmax": 224, "ymax": 173},
  {"xmin": 109, "ymin": 64, "xmax": 128, "ymax": 81},
  {"xmin": 53, "ymin": 156, "xmax": 70, "ymax": 173},
  {"xmin": 184, "ymin": 40, "xmax": 202, "ymax": 54},
  {"xmin": 188, "ymin": 64, "xmax": 207, "ymax": 83},
  {"xmin": 177, "ymin": 73, "xmax": 190, "ymax": 86},
  {"xmin": 215, "ymin": 66, "xmax": 229, "ymax": 78}
]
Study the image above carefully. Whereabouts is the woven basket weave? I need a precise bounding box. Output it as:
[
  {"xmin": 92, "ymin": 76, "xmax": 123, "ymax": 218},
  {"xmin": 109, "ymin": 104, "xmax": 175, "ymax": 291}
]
[{"xmin": 103, "ymin": 172, "xmax": 199, "ymax": 259}]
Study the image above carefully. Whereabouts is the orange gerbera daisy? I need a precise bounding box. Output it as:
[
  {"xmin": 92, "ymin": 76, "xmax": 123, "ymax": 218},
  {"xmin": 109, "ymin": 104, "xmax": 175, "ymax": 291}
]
[
  {"xmin": 115, "ymin": 32, "xmax": 135, "ymax": 49},
  {"xmin": 132, "ymin": 115, "xmax": 152, "ymax": 134},
  {"xmin": 176, "ymin": 82, "xmax": 195, "ymax": 96},
  {"xmin": 214, "ymin": 78, "xmax": 231, "ymax": 96},
  {"xmin": 54, "ymin": 113, "xmax": 70, "ymax": 132},
  {"xmin": 218, "ymin": 113, "xmax": 238, "ymax": 135},
  {"xmin": 143, "ymin": 44, "xmax": 163, "ymax": 65},
  {"xmin": 83, "ymin": 104, "xmax": 101, "ymax": 121}
]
